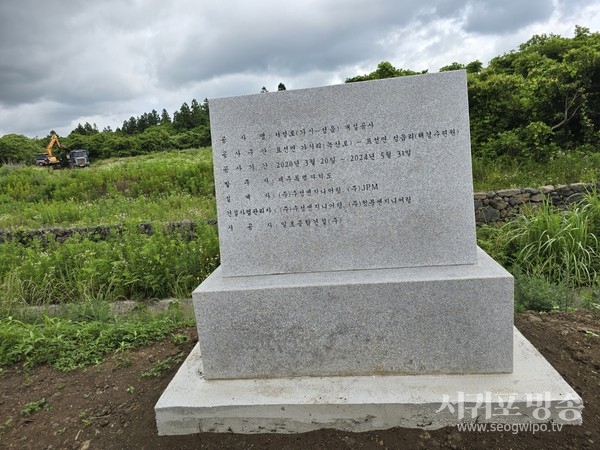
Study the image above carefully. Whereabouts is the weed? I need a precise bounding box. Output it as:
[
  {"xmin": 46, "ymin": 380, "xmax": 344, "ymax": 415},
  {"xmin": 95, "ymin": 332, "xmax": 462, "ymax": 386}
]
[
  {"xmin": 79, "ymin": 410, "xmax": 92, "ymax": 426},
  {"xmin": 0, "ymin": 418, "xmax": 13, "ymax": 437},
  {"xmin": 0, "ymin": 307, "xmax": 192, "ymax": 370},
  {"xmin": 472, "ymin": 153, "xmax": 600, "ymax": 191},
  {"xmin": 113, "ymin": 355, "xmax": 132, "ymax": 369},
  {"xmin": 62, "ymin": 299, "xmax": 115, "ymax": 322},
  {"xmin": 126, "ymin": 385, "xmax": 135, "ymax": 394},
  {"xmin": 0, "ymin": 222, "xmax": 219, "ymax": 307},
  {"xmin": 502, "ymin": 199, "xmax": 599, "ymax": 287},
  {"xmin": 0, "ymin": 150, "xmax": 210, "ymax": 375},
  {"xmin": 21, "ymin": 398, "xmax": 49, "ymax": 416},
  {"xmin": 580, "ymin": 289, "xmax": 600, "ymax": 312},
  {"xmin": 171, "ymin": 333, "xmax": 189, "ymax": 345},
  {"xmin": 0, "ymin": 149, "xmax": 215, "ymax": 230},
  {"xmin": 141, "ymin": 352, "xmax": 185, "ymax": 378},
  {"xmin": 476, "ymin": 224, "xmax": 514, "ymax": 267},
  {"xmin": 513, "ymin": 271, "xmax": 566, "ymax": 312},
  {"xmin": 0, "ymin": 149, "xmax": 219, "ymax": 312},
  {"xmin": 477, "ymin": 194, "xmax": 600, "ymax": 312}
]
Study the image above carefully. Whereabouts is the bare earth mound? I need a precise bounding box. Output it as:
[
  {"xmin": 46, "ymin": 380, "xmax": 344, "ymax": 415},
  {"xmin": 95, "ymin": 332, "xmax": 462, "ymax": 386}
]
[{"xmin": 1, "ymin": 311, "xmax": 598, "ymax": 449}]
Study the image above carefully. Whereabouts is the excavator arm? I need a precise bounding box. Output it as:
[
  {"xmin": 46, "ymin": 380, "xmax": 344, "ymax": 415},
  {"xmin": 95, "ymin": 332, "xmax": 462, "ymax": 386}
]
[
  {"xmin": 36, "ymin": 133, "xmax": 62, "ymax": 166},
  {"xmin": 45, "ymin": 134, "xmax": 63, "ymax": 158}
]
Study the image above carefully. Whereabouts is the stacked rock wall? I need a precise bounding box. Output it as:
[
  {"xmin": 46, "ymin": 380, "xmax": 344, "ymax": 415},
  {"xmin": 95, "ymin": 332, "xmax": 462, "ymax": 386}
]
[
  {"xmin": 2, "ymin": 183, "xmax": 598, "ymax": 242},
  {"xmin": 474, "ymin": 182, "xmax": 600, "ymax": 224},
  {"xmin": 0, "ymin": 220, "xmax": 217, "ymax": 245}
]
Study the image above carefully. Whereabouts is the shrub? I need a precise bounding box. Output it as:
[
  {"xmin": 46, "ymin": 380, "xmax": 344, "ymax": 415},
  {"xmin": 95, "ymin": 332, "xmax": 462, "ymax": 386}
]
[{"xmin": 513, "ymin": 270, "xmax": 566, "ymax": 312}]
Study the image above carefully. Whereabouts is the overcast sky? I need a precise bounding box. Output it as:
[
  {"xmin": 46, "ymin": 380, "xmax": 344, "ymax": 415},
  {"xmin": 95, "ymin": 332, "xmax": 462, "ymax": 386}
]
[{"xmin": 1, "ymin": 0, "xmax": 599, "ymax": 138}]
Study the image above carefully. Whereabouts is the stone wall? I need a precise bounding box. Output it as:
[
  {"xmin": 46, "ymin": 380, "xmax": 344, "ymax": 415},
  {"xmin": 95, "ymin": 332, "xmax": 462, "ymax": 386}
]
[
  {"xmin": 474, "ymin": 182, "xmax": 600, "ymax": 224},
  {"xmin": 1, "ymin": 183, "xmax": 598, "ymax": 243},
  {"xmin": 0, "ymin": 220, "xmax": 217, "ymax": 245}
]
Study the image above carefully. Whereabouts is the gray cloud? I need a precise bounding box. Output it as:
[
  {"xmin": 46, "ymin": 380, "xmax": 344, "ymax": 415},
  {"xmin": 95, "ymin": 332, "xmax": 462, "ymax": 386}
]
[
  {"xmin": 155, "ymin": 0, "xmax": 434, "ymax": 86},
  {"xmin": 0, "ymin": 0, "xmax": 598, "ymax": 137},
  {"xmin": 555, "ymin": 0, "xmax": 598, "ymax": 22},
  {"xmin": 464, "ymin": 0, "xmax": 554, "ymax": 34}
]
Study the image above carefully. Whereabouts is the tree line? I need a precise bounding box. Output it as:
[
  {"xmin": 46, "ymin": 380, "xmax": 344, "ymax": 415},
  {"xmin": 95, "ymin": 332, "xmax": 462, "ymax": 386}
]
[
  {"xmin": 346, "ymin": 26, "xmax": 600, "ymax": 162},
  {"xmin": 0, "ymin": 99, "xmax": 211, "ymax": 165},
  {"xmin": 1, "ymin": 26, "xmax": 599, "ymax": 165}
]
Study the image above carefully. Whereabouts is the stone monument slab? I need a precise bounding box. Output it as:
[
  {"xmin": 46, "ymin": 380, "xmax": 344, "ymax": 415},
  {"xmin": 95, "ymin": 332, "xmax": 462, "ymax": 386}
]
[
  {"xmin": 210, "ymin": 71, "xmax": 477, "ymax": 277},
  {"xmin": 156, "ymin": 72, "xmax": 582, "ymax": 434}
]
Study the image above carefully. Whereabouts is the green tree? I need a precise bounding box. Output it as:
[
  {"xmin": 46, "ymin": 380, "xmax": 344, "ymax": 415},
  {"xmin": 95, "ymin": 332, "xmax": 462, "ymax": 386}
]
[
  {"xmin": 174, "ymin": 128, "xmax": 211, "ymax": 149},
  {"xmin": 0, "ymin": 134, "xmax": 42, "ymax": 165},
  {"xmin": 137, "ymin": 113, "xmax": 149, "ymax": 132},
  {"xmin": 101, "ymin": 133, "xmax": 140, "ymax": 157},
  {"xmin": 468, "ymin": 73, "xmax": 527, "ymax": 154},
  {"xmin": 138, "ymin": 126, "xmax": 176, "ymax": 153},
  {"xmin": 72, "ymin": 123, "xmax": 87, "ymax": 135},
  {"xmin": 122, "ymin": 117, "xmax": 138, "ymax": 135},
  {"xmin": 160, "ymin": 108, "xmax": 172, "ymax": 125},
  {"xmin": 173, "ymin": 102, "xmax": 194, "ymax": 131},
  {"xmin": 439, "ymin": 62, "xmax": 465, "ymax": 72},
  {"xmin": 345, "ymin": 61, "xmax": 427, "ymax": 83},
  {"xmin": 148, "ymin": 109, "xmax": 160, "ymax": 127},
  {"xmin": 190, "ymin": 99, "xmax": 209, "ymax": 128},
  {"xmin": 71, "ymin": 122, "xmax": 98, "ymax": 136},
  {"xmin": 63, "ymin": 133, "xmax": 91, "ymax": 154},
  {"xmin": 466, "ymin": 60, "xmax": 483, "ymax": 74},
  {"xmin": 468, "ymin": 26, "xmax": 600, "ymax": 158}
]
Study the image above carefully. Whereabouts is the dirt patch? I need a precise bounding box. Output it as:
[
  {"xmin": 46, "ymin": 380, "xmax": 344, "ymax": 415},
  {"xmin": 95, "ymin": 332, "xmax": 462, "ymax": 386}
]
[{"xmin": 1, "ymin": 311, "xmax": 599, "ymax": 449}]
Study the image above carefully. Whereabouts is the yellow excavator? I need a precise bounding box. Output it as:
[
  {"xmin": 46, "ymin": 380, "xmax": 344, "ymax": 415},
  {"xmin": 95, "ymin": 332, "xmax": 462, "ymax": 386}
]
[
  {"xmin": 35, "ymin": 133, "xmax": 90, "ymax": 168},
  {"xmin": 35, "ymin": 133, "xmax": 63, "ymax": 168}
]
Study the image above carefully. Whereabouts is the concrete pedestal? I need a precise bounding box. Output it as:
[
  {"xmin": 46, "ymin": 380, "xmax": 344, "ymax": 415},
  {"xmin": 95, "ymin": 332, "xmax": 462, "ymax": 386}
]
[
  {"xmin": 193, "ymin": 248, "xmax": 513, "ymax": 379},
  {"xmin": 155, "ymin": 328, "xmax": 582, "ymax": 435},
  {"xmin": 156, "ymin": 247, "xmax": 583, "ymax": 434}
]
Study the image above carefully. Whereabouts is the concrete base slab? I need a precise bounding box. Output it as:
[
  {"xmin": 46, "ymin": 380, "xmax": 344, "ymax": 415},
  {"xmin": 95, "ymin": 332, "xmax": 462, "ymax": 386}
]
[{"xmin": 155, "ymin": 328, "xmax": 583, "ymax": 435}]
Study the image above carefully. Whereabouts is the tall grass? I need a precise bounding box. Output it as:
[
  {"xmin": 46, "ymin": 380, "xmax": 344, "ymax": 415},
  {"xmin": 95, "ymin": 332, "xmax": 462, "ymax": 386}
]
[
  {"xmin": 478, "ymin": 191, "xmax": 600, "ymax": 311},
  {"xmin": 0, "ymin": 148, "xmax": 220, "ymax": 314},
  {"xmin": 0, "ymin": 148, "xmax": 215, "ymax": 230},
  {"xmin": 506, "ymin": 200, "xmax": 599, "ymax": 286},
  {"xmin": 472, "ymin": 152, "xmax": 600, "ymax": 191},
  {"xmin": 0, "ymin": 150, "xmax": 217, "ymax": 370},
  {"xmin": 0, "ymin": 194, "xmax": 216, "ymax": 229},
  {"xmin": 4, "ymin": 147, "xmax": 600, "ymax": 316},
  {"xmin": 0, "ymin": 221, "xmax": 220, "ymax": 313}
]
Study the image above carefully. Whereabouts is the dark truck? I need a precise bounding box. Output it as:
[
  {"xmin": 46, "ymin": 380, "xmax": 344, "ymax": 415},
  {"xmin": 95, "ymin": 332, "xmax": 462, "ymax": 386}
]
[{"xmin": 67, "ymin": 149, "xmax": 90, "ymax": 167}]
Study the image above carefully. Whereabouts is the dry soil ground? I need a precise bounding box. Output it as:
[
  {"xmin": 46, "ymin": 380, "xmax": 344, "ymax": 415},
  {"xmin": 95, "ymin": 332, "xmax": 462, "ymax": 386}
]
[{"xmin": 1, "ymin": 311, "xmax": 599, "ymax": 450}]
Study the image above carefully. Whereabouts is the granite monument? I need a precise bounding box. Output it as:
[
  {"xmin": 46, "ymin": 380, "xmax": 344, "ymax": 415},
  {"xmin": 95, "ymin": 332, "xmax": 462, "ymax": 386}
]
[{"xmin": 156, "ymin": 71, "xmax": 582, "ymax": 434}]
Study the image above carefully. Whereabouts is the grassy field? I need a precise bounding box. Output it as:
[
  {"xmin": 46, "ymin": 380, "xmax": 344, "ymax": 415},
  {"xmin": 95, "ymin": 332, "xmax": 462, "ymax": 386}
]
[
  {"xmin": 0, "ymin": 149, "xmax": 216, "ymax": 229},
  {"xmin": 0, "ymin": 148, "xmax": 220, "ymax": 315},
  {"xmin": 1, "ymin": 148, "xmax": 600, "ymax": 370},
  {"xmin": 472, "ymin": 152, "xmax": 600, "ymax": 191},
  {"xmin": 0, "ymin": 149, "xmax": 219, "ymax": 370}
]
